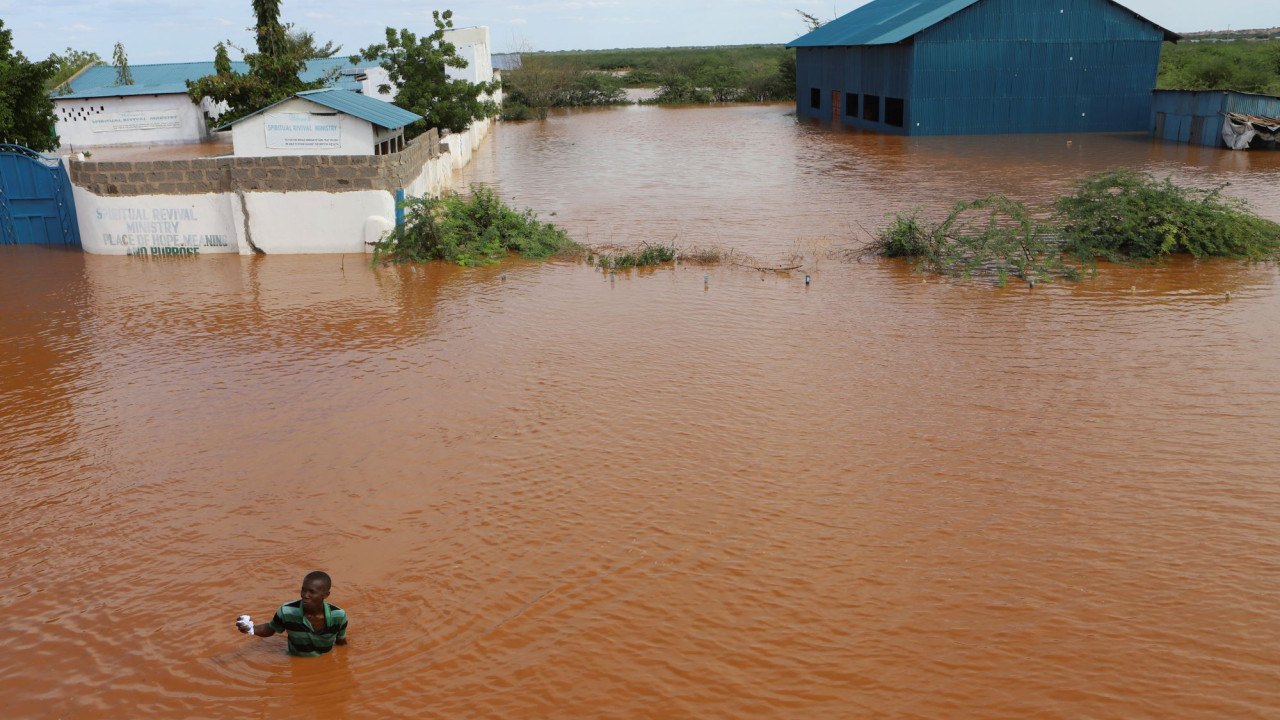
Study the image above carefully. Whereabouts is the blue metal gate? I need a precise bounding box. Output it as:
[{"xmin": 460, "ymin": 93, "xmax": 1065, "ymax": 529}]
[{"xmin": 0, "ymin": 144, "xmax": 81, "ymax": 246}]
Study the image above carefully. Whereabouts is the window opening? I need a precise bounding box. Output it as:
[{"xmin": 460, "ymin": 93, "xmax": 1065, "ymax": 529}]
[
  {"xmin": 862, "ymin": 94, "xmax": 880, "ymax": 123},
  {"xmin": 885, "ymin": 97, "xmax": 905, "ymax": 128}
]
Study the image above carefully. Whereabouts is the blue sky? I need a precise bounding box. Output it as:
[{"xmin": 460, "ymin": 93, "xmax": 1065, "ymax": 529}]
[{"xmin": 3, "ymin": 0, "xmax": 1277, "ymax": 64}]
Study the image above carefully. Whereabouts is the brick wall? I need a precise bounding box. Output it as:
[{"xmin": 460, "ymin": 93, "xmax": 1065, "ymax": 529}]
[{"xmin": 68, "ymin": 129, "xmax": 441, "ymax": 196}]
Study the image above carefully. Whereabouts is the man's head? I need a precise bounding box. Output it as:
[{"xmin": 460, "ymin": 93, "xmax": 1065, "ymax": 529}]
[{"xmin": 300, "ymin": 571, "xmax": 332, "ymax": 612}]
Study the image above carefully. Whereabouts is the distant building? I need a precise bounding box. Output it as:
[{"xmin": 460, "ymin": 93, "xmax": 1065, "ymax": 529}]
[
  {"xmin": 218, "ymin": 88, "xmax": 424, "ymax": 157},
  {"xmin": 492, "ymin": 54, "xmax": 523, "ymax": 72},
  {"xmin": 788, "ymin": 0, "xmax": 1178, "ymax": 136},
  {"xmin": 1152, "ymin": 89, "xmax": 1280, "ymax": 148},
  {"xmin": 51, "ymin": 59, "xmax": 389, "ymax": 149}
]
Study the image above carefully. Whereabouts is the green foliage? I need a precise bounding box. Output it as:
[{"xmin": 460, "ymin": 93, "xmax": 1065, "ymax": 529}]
[
  {"xmin": 214, "ymin": 43, "xmax": 233, "ymax": 76},
  {"xmin": 373, "ymin": 185, "xmax": 581, "ymax": 266},
  {"xmin": 45, "ymin": 47, "xmax": 102, "ymax": 92},
  {"xmin": 112, "ymin": 42, "xmax": 133, "ymax": 86},
  {"xmin": 0, "ymin": 20, "xmax": 58, "ymax": 151},
  {"xmin": 650, "ymin": 73, "xmax": 712, "ymax": 104},
  {"xmin": 501, "ymin": 55, "xmax": 627, "ymax": 118},
  {"xmin": 877, "ymin": 210, "xmax": 931, "ymax": 258},
  {"xmin": 796, "ymin": 10, "xmax": 825, "ymax": 32},
  {"xmin": 252, "ymin": 0, "xmax": 287, "ymax": 57},
  {"xmin": 695, "ymin": 66, "xmax": 747, "ymax": 102},
  {"xmin": 1158, "ymin": 40, "xmax": 1280, "ymax": 95},
  {"xmin": 595, "ymin": 244, "xmax": 677, "ymax": 270},
  {"xmin": 187, "ymin": 2, "xmax": 333, "ymax": 128},
  {"xmin": 875, "ymin": 171, "xmax": 1280, "ymax": 282},
  {"xmin": 284, "ymin": 28, "xmax": 342, "ymax": 59},
  {"xmin": 354, "ymin": 11, "xmax": 500, "ymax": 136},
  {"xmin": 1054, "ymin": 169, "xmax": 1280, "ymax": 261},
  {"xmin": 875, "ymin": 196, "xmax": 1081, "ymax": 283},
  {"xmin": 507, "ymin": 45, "xmax": 795, "ymax": 103},
  {"xmin": 563, "ymin": 72, "xmax": 628, "ymax": 106}
]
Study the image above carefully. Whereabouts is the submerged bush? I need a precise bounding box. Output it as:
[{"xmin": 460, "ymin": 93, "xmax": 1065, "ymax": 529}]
[
  {"xmin": 1054, "ymin": 169, "xmax": 1280, "ymax": 261},
  {"xmin": 594, "ymin": 244, "xmax": 677, "ymax": 270},
  {"xmin": 873, "ymin": 196, "xmax": 1082, "ymax": 285},
  {"xmin": 875, "ymin": 171, "xmax": 1280, "ymax": 281},
  {"xmin": 373, "ymin": 185, "xmax": 581, "ymax": 266}
]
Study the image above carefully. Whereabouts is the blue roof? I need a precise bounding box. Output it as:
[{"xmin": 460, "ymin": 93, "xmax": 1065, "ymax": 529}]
[
  {"xmin": 216, "ymin": 89, "xmax": 423, "ymax": 131},
  {"xmin": 787, "ymin": 0, "xmax": 1178, "ymax": 47},
  {"xmin": 54, "ymin": 57, "xmax": 367, "ymax": 99}
]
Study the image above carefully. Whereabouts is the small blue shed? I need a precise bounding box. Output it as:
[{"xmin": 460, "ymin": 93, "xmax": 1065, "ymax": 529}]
[
  {"xmin": 788, "ymin": 0, "xmax": 1178, "ymax": 136},
  {"xmin": 1151, "ymin": 89, "xmax": 1280, "ymax": 148}
]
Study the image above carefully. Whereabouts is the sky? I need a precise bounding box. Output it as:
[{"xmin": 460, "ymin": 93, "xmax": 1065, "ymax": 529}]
[{"xmin": 3, "ymin": 0, "xmax": 1277, "ymax": 65}]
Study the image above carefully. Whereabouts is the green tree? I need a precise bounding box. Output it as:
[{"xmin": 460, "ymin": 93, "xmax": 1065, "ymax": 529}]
[
  {"xmin": 797, "ymin": 10, "xmax": 825, "ymax": 32},
  {"xmin": 112, "ymin": 42, "xmax": 133, "ymax": 85},
  {"xmin": 354, "ymin": 10, "xmax": 500, "ymax": 136},
  {"xmin": 0, "ymin": 20, "xmax": 58, "ymax": 150},
  {"xmin": 285, "ymin": 28, "xmax": 342, "ymax": 59},
  {"xmin": 187, "ymin": 1, "xmax": 334, "ymax": 127},
  {"xmin": 696, "ymin": 66, "xmax": 746, "ymax": 102},
  {"xmin": 46, "ymin": 47, "xmax": 102, "ymax": 92},
  {"xmin": 502, "ymin": 52, "xmax": 573, "ymax": 120},
  {"xmin": 252, "ymin": 0, "xmax": 287, "ymax": 57},
  {"xmin": 214, "ymin": 42, "xmax": 233, "ymax": 76}
]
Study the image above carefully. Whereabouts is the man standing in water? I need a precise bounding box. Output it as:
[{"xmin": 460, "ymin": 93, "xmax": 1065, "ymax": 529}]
[{"xmin": 236, "ymin": 571, "xmax": 348, "ymax": 656}]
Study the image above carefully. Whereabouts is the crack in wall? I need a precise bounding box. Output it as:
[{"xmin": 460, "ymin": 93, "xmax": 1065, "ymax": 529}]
[{"xmin": 235, "ymin": 188, "xmax": 265, "ymax": 255}]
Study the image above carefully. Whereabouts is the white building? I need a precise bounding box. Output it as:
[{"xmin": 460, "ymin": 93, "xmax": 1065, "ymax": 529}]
[
  {"xmin": 51, "ymin": 59, "xmax": 384, "ymax": 150},
  {"xmin": 220, "ymin": 89, "xmax": 423, "ymax": 157}
]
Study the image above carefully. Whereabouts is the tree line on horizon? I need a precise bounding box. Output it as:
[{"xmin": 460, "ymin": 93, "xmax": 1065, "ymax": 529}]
[{"xmin": 4, "ymin": 10, "xmax": 1280, "ymax": 152}]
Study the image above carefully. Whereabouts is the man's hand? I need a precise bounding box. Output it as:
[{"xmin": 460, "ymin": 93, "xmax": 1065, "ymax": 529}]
[{"xmin": 236, "ymin": 615, "xmax": 255, "ymax": 635}]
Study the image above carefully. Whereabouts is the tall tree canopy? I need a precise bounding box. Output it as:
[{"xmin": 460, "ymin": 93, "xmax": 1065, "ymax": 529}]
[
  {"xmin": 46, "ymin": 48, "xmax": 103, "ymax": 93},
  {"xmin": 0, "ymin": 20, "xmax": 58, "ymax": 151},
  {"xmin": 187, "ymin": 0, "xmax": 334, "ymax": 128},
  {"xmin": 354, "ymin": 10, "xmax": 499, "ymax": 136}
]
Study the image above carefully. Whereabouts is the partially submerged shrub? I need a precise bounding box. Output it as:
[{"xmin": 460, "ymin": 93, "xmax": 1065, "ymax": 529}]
[
  {"xmin": 1054, "ymin": 169, "xmax": 1280, "ymax": 261},
  {"xmin": 873, "ymin": 195, "xmax": 1082, "ymax": 284},
  {"xmin": 373, "ymin": 185, "xmax": 581, "ymax": 266},
  {"xmin": 595, "ymin": 243, "xmax": 676, "ymax": 270},
  {"xmin": 875, "ymin": 170, "xmax": 1280, "ymax": 282},
  {"xmin": 678, "ymin": 245, "xmax": 728, "ymax": 265}
]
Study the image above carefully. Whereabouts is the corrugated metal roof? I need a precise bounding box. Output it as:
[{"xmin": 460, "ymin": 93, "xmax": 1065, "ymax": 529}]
[
  {"xmin": 216, "ymin": 89, "xmax": 423, "ymax": 131},
  {"xmin": 292, "ymin": 89, "xmax": 423, "ymax": 129},
  {"xmin": 787, "ymin": 0, "xmax": 1178, "ymax": 48},
  {"xmin": 55, "ymin": 57, "xmax": 365, "ymax": 99}
]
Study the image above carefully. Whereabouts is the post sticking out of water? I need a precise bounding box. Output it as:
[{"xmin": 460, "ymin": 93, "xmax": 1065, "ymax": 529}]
[
  {"xmin": 1029, "ymin": 278, "xmax": 1036, "ymax": 289},
  {"xmin": 805, "ymin": 274, "xmax": 811, "ymax": 286},
  {"xmin": 1226, "ymin": 291, "xmax": 1232, "ymax": 302}
]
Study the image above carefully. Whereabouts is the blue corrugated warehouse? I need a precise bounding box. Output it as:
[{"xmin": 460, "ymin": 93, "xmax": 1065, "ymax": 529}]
[{"xmin": 788, "ymin": 0, "xmax": 1178, "ymax": 135}]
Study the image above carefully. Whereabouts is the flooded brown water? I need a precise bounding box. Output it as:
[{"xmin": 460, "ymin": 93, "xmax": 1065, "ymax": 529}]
[{"xmin": 3, "ymin": 105, "xmax": 1280, "ymax": 719}]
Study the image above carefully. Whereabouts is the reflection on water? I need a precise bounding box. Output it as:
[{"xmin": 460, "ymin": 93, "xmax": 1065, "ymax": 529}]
[{"xmin": 2, "ymin": 106, "xmax": 1279, "ymax": 719}]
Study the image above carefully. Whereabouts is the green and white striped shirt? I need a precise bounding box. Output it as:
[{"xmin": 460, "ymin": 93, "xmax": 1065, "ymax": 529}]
[{"xmin": 268, "ymin": 600, "xmax": 348, "ymax": 657}]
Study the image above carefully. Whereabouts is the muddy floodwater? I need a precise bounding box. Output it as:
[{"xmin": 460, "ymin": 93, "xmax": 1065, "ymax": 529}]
[{"xmin": 3, "ymin": 104, "xmax": 1280, "ymax": 719}]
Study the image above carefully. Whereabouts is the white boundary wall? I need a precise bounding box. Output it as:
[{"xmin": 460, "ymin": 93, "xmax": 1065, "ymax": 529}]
[{"xmin": 72, "ymin": 118, "xmax": 494, "ymax": 255}]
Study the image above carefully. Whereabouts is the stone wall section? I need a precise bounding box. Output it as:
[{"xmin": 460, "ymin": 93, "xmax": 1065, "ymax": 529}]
[{"xmin": 68, "ymin": 129, "xmax": 441, "ymax": 197}]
